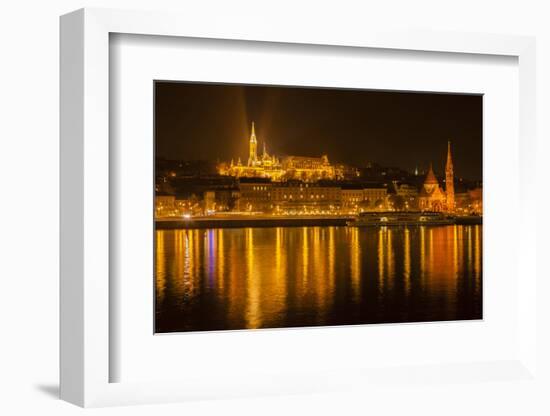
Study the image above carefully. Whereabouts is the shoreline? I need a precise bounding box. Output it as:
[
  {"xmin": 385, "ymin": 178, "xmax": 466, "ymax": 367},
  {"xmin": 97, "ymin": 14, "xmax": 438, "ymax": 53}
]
[
  {"xmin": 155, "ymin": 215, "xmax": 482, "ymax": 229},
  {"xmin": 156, "ymin": 216, "xmax": 351, "ymax": 229}
]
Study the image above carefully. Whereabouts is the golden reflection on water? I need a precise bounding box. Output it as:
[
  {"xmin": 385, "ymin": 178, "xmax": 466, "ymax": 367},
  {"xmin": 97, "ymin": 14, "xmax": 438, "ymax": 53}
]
[
  {"xmin": 378, "ymin": 227, "xmax": 386, "ymax": 293},
  {"xmin": 404, "ymin": 228, "xmax": 411, "ymax": 295},
  {"xmin": 245, "ymin": 228, "xmax": 261, "ymax": 328},
  {"xmin": 216, "ymin": 229, "xmax": 225, "ymax": 292},
  {"xmin": 420, "ymin": 226, "xmax": 426, "ymax": 282},
  {"xmin": 155, "ymin": 230, "xmax": 166, "ymax": 304},
  {"xmin": 155, "ymin": 225, "xmax": 483, "ymax": 332},
  {"xmin": 350, "ymin": 227, "xmax": 361, "ymax": 303},
  {"xmin": 386, "ymin": 228, "xmax": 395, "ymax": 289},
  {"xmin": 474, "ymin": 225, "xmax": 482, "ymax": 295},
  {"xmin": 328, "ymin": 227, "xmax": 335, "ymax": 292},
  {"xmin": 301, "ymin": 226, "xmax": 309, "ymax": 286}
]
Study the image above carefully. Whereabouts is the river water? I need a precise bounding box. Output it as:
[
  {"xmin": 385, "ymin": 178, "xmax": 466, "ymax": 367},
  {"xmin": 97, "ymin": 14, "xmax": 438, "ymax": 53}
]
[{"xmin": 155, "ymin": 225, "xmax": 482, "ymax": 332}]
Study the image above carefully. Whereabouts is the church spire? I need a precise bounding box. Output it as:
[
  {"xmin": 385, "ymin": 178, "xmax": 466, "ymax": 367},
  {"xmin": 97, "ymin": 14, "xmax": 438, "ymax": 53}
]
[
  {"xmin": 250, "ymin": 122, "xmax": 257, "ymax": 144},
  {"xmin": 446, "ymin": 140, "xmax": 453, "ymax": 171},
  {"xmin": 445, "ymin": 141, "xmax": 455, "ymax": 212},
  {"xmin": 248, "ymin": 121, "xmax": 258, "ymax": 165}
]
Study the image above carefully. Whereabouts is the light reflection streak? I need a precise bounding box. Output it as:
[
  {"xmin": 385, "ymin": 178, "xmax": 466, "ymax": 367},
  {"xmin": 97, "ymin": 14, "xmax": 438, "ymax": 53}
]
[
  {"xmin": 378, "ymin": 227, "xmax": 386, "ymax": 294},
  {"xmin": 216, "ymin": 229, "xmax": 224, "ymax": 292},
  {"xmin": 404, "ymin": 228, "xmax": 411, "ymax": 295},
  {"xmin": 155, "ymin": 230, "xmax": 166, "ymax": 304},
  {"xmin": 302, "ymin": 227, "xmax": 309, "ymax": 285},
  {"xmin": 328, "ymin": 227, "xmax": 335, "ymax": 292},
  {"xmin": 420, "ymin": 226, "xmax": 426, "ymax": 284},
  {"xmin": 474, "ymin": 225, "xmax": 481, "ymax": 294},
  {"xmin": 467, "ymin": 226, "xmax": 473, "ymax": 275},
  {"xmin": 245, "ymin": 228, "xmax": 262, "ymax": 328},
  {"xmin": 350, "ymin": 227, "xmax": 361, "ymax": 303},
  {"xmin": 386, "ymin": 227, "xmax": 395, "ymax": 290}
]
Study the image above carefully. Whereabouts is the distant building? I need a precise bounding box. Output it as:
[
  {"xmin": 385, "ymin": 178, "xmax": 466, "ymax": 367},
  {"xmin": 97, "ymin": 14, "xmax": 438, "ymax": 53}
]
[
  {"xmin": 218, "ymin": 122, "xmax": 338, "ymax": 182},
  {"xmin": 334, "ymin": 163, "xmax": 360, "ymax": 180},
  {"xmin": 174, "ymin": 196, "xmax": 201, "ymax": 216},
  {"xmin": 341, "ymin": 188, "xmax": 364, "ymax": 211},
  {"xmin": 212, "ymin": 188, "xmax": 240, "ymax": 212},
  {"xmin": 155, "ymin": 195, "xmax": 176, "ymax": 218},
  {"xmin": 238, "ymin": 178, "xmax": 273, "ymax": 212},
  {"xmin": 363, "ymin": 186, "xmax": 388, "ymax": 210},
  {"xmin": 418, "ymin": 142, "xmax": 455, "ymax": 213},
  {"xmin": 281, "ymin": 155, "xmax": 336, "ymax": 181},
  {"xmin": 393, "ymin": 183, "xmax": 418, "ymax": 199},
  {"xmin": 271, "ymin": 182, "xmax": 341, "ymax": 214},
  {"xmin": 392, "ymin": 182, "xmax": 419, "ymax": 211},
  {"xmin": 204, "ymin": 191, "xmax": 216, "ymax": 212},
  {"xmin": 418, "ymin": 164, "xmax": 447, "ymax": 212},
  {"xmin": 468, "ymin": 188, "xmax": 482, "ymax": 214}
]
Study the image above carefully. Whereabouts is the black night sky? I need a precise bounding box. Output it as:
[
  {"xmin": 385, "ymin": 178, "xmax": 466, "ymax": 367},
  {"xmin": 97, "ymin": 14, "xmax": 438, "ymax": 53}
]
[{"xmin": 155, "ymin": 82, "xmax": 482, "ymax": 181}]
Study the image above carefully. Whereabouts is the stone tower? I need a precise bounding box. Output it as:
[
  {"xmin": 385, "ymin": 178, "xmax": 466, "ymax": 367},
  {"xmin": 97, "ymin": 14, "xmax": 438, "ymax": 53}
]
[
  {"xmin": 445, "ymin": 141, "xmax": 455, "ymax": 212},
  {"xmin": 248, "ymin": 121, "xmax": 257, "ymax": 166}
]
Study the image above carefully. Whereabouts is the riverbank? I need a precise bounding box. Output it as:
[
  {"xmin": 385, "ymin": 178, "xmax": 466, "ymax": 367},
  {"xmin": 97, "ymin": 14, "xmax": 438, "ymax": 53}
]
[
  {"xmin": 156, "ymin": 216, "xmax": 351, "ymax": 229},
  {"xmin": 156, "ymin": 214, "xmax": 482, "ymax": 229},
  {"xmin": 455, "ymin": 216, "xmax": 483, "ymax": 225}
]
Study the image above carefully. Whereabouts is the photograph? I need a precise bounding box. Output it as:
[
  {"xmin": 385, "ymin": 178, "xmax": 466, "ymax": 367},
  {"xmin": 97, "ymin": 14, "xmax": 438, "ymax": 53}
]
[{"xmin": 154, "ymin": 81, "xmax": 483, "ymax": 333}]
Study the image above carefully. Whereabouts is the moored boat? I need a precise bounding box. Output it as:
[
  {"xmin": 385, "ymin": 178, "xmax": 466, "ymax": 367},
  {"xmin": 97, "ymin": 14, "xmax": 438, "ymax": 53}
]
[{"xmin": 347, "ymin": 211, "xmax": 455, "ymax": 227}]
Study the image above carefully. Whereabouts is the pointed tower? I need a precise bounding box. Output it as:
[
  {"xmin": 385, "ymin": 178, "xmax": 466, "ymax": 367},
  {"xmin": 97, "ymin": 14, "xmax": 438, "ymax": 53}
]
[
  {"xmin": 424, "ymin": 163, "xmax": 439, "ymax": 190},
  {"xmin": 445, "ymin": 141, "xmax": 455, "ymax": 212},
  {"xmin": 248, "ymin": 121, "xmax": 258, "ymax": 166}
]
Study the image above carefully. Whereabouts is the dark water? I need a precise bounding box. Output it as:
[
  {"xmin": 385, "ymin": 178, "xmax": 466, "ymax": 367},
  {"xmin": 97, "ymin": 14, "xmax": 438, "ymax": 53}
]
[{"xmin": 155, "ymin": 225, "xmax": 482, "ymax": 333}]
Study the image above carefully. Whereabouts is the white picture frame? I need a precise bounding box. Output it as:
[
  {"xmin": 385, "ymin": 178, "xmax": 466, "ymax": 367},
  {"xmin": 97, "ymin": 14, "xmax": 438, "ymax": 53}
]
[{"xmin": 60, "ymin": 7, "xmax": 538, "ymax": 407}]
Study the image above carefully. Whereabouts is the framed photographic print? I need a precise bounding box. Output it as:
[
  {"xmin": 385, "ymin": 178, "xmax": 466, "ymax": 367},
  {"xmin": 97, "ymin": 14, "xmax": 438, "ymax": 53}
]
[
  {"xmin": 153, "ymin": 81, "xmax": 483, "ymax": 334},
  {"xmin": 60, "ymin": 8, "xmax": 539, "ymax": 408}
]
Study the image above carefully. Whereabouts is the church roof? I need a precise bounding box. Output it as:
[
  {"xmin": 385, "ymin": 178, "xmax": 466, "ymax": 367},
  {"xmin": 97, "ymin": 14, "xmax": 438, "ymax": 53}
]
[
  {"xmin": 420, "ymin": 182, "xmax": 446, "ymax": 198},
  {"xmin": 424, "ymin": 164, "xmax": 439, "ymax": 185}
]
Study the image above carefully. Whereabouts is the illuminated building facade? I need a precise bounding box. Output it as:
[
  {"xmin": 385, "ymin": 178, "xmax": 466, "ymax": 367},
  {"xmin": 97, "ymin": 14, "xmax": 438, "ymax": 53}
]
[
  {"xmin": 418, "ymin": 164, "xmax": 447, "ymax": 212},
  {"xmin": 271, "ymin": 183, "xmax": 341, "ymax": 214},
  {"xmin": 363, "ymin": 187, "xmax": 388, "ymax": 210},
  {"xmin": 418, "ymin": 141, "xmax": 456, "ymax": 213},
  {"xmin": 218, "ymin": 122, "xmax": 338, "ymax": 181},
  {"xmin": 281, "ymin": 155, "xmax": 336, "ymax": 181},
  {"xmin": 155, "ymin": 195, "xmax": 176, "ymax": 217},
  {"xmin": 236, "ymin": 180, "xmax": 388, "ymax": 214},
  {"xmin": 238, "ymin": 179, "xmax": 273, "ymax": 212},
  {"xmin": 467, "ymin": 188, "xmax": 482, "ymax": 214},
  {"xmin": 341, "ymin": 188, "xmax": 364, "ymax": 211},
  {"xmin": 455, "ymin": 187, "xmax": 482, "ymax": 215},
  {"xmin": 157, "ymin": 135, "xmax": 478, "ymax": 216}
]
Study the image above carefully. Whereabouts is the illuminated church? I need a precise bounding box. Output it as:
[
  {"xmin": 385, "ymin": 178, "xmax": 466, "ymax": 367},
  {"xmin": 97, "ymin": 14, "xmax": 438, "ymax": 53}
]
[
  {"xmin": 218, "ymin": 122, "xmax": 338, "ymax": 181},
  {"xmin": 418, "ymin": 141, "xmax": 455, "ymax": 212}
]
